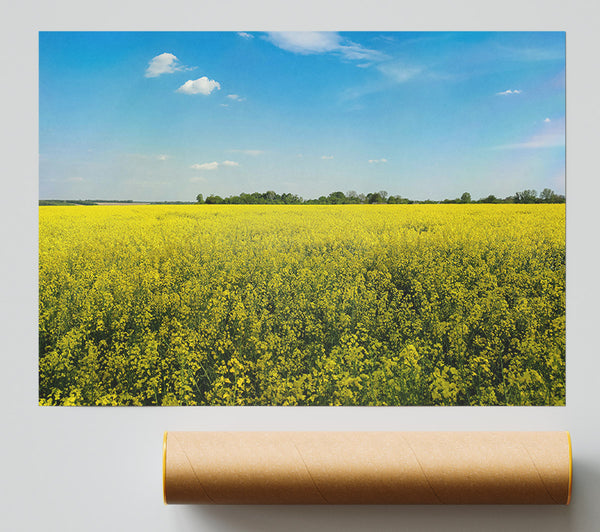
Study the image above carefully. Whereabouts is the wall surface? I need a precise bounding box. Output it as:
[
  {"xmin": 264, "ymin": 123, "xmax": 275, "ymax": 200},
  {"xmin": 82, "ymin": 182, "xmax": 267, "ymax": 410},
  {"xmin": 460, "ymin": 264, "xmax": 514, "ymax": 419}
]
[{"xmin": 2, "ymin": 1, "xmax": 599, "ymax": 530}]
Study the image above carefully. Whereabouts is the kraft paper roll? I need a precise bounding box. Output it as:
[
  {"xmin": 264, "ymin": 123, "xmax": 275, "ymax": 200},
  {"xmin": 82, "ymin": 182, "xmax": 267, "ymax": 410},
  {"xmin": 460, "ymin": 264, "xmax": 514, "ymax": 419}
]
[{"xmin": 163, "ymin": 431, "xmax": 572, "ymax": 505}]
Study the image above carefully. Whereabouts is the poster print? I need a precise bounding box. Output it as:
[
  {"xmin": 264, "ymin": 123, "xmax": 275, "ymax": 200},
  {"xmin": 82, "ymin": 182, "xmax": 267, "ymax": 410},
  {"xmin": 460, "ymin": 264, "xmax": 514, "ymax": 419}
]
[{"xmin": 39, "ymin": 32, "xmax": 565, "ymax": 406}]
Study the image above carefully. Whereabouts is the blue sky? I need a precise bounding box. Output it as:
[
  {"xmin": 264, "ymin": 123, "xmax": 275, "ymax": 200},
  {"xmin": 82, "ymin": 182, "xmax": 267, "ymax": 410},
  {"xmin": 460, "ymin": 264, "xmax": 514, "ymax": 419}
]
[{"xmin": 39, "ymin": 31, "xmax": 565, "ymax": 201}]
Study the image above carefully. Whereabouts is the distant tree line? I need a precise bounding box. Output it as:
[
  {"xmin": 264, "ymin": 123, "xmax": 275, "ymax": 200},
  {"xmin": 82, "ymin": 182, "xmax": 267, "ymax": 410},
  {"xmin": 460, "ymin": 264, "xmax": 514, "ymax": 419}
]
[
  {"xmin": 39, "ymin": 199, "xmax": 197, "ymax": 206},
  {"xmin": 196, "ymin": 188, "xmax": 565, "ymax": 205},
  {"xmin": 38, "ymin": 188, "xmax": 565, "ymax": 206},
  {"xmin": 39, "ymin": 199, "xmax": 99, "ymax": 206},
  {"xmin": 39, "ymin": 199, "xmax": 138, "ymax": 206},
  {"xmin": 148, "ymin": 200, "xmax": 196, "ymax": 205}
]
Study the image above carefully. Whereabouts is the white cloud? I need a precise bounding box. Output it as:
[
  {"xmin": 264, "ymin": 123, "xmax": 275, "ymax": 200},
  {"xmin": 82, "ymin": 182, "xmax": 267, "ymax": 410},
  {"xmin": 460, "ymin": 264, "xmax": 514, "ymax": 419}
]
[
  {"xmin": 338, "ymin": 42, "xmax": 385, "ymax": 61},
  {"xmin": 368, "ymin": 158, "xmax": 388, "ymax": 163},
  {"xmin": 145, "ymin": 53, "xmax": 192, "ymax": 78},
  {"xmin": 191, "ymin": 160, "xmax": 240, "ymax": 170},
  {"xmin": 189, "ymin": 176, "xmax": 207, "ymax": 183},
  {"xmin": 238, "ymin": 32, "xmax": 253, "ymax": 39},
  {"xmin": 544, "ymin": 117, "xmax": 551, "ymax": 123},
  {"xmin": 176, "ymin": 77, "xmax": 221, "ymax": 95},
  {"xmin": 191, "ymin": 162, "xmax": 219, "ymax": 170},
  {"xmin": 496, "ymin": 89, "xmax": 522, "ymax": 95},
  {"xmin": 157, "ymin": 154, "xmax": 168, "ymax": 161},
  {"xmin": 321, "ymin": 155, "xmax": 334, "ymax": 160},
  {"xmin": 266, "ymin": 32, "xmax": 342, "ymax": 54},
  {"xmin": 265, "ymin": 32, "xmax": 383, "ymax": 61},
  {"xmin": 227, "ymin": 94, "xmax": 246, "ymax": 101},
  {"xmin": 66, "ymin": 176, "xmax": 84, "ymax": 182}
]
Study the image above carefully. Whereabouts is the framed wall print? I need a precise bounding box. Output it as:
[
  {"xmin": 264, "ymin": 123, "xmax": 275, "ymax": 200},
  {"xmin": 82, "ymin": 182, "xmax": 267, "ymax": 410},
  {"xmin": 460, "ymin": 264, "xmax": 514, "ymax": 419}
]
[{"xmin": 38, "ymin": 31, "xmax": 565, "ymax": 406}]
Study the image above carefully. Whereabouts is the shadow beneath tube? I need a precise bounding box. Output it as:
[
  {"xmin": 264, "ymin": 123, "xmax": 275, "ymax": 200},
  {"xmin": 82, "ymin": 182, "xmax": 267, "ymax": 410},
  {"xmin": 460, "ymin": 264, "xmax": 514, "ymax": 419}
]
[
  {"xmin": 171, "ymin": 456, "xmax": 600, "ymax": 532},
  {"xmin": 183, "ymin": 503, "xmax": 572, "ymax": 532}
]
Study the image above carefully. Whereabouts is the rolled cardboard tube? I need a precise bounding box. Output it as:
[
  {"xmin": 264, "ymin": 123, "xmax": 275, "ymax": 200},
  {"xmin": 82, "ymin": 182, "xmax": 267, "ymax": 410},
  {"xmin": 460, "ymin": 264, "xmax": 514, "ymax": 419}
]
[{"xmin": 163, "ymin": 431, "xmax": 572, "ymax": 505}]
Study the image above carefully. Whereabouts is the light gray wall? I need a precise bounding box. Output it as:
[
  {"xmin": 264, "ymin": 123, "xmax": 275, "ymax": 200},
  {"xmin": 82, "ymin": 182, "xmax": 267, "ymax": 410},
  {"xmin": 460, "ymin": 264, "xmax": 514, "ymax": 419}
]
[{"xmin": 2, "ymin": 1, "xmax": 599, "ymax": 530}]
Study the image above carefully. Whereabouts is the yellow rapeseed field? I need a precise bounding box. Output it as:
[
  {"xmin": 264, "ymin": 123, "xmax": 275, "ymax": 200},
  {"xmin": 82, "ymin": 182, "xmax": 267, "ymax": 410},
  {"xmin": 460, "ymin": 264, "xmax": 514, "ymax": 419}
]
[{"xmin": 39, "ymin": 204, "xmax": 565, "ymax": 406}]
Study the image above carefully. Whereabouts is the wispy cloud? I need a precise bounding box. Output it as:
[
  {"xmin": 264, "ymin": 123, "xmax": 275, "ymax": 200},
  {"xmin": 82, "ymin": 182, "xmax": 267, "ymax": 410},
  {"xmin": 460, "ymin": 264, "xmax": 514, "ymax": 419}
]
[
  {"xmin": 66, "ymin": 176, "xmax": 84, "ymax": 182},
  {"xmin": 266, "ymin": 33, "xmax": 433, "ymax": 104},
  {"xmin": 496, "ymin": 44, "xmax": 565, "ymax": 62},
  {"xmin": 191, "ymin": 160, "xmax": 240, "ymax": 170},
  {"xmin": 376, "ymin": 62, "xmax": 423, "ymax": 84},
  {"xmin": 544, "ymin": 117, "xmax": 551, "ymax": 123},
  {"xmin": 145, "ymin": 53, "xmax": 193, "ymax": 78},
  {"xmin": 265, "ymin": 32, "xmax": 384, "ymax": 62},
  {"xmin": 157, "ymin": 154, "xmax": 169, "ymax": 161},
  {"xmin": 189, "ymin": 176, "xmax": 207, "ymax": 183},
  {"xmin": 368, "ymin": 158, "xmax": 388, "ymax": 163},
  {"xmin": 227, "ymin": 94, "xmax": 246, "ymax": 102},
  {"xmin": 238, "ymin": 32, "xmax": 254, "ymax": 39},
  {"xmin": 496, "ymin": 89, "xmax": 522, "ymax": 96},
  {"xmin": 191, "ymin": 162, "xmax": 219, "ymax": 170},
  {"xmin": 176, "ymin": 77, "xmax": 221, "ymax": 95},
  {"xmin": 341, "ymin": 61, "xmax": 425, "ymax": 102},
  {"xmin": 493, "ymin": 117, "xmax": 564, "ymax": 150},
  {"xmin": 321, "ymin": 155, "xmax": 334, "ymax": 160}
]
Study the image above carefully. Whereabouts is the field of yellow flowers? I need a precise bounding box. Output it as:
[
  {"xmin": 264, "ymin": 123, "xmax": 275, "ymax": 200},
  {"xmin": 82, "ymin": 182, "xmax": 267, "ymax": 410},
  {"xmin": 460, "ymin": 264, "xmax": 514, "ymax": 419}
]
[{"xmin": 39, "ymin": 204, "xmax": 565, "ymax": 406}]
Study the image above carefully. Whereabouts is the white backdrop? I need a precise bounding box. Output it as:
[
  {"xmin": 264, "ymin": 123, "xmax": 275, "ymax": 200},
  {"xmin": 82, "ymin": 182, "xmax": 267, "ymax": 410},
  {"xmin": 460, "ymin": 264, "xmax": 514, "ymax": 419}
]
[{"xmin": 2, "ymin": 1, "xmax": 599, "ymax": 530}]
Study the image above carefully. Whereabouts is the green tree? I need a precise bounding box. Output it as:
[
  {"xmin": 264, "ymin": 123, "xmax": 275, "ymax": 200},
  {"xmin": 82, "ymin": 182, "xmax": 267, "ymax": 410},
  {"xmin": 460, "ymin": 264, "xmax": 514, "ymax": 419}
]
[
  {"xmin": 346, "ymin": 190, "xmax": 359, "ymax": 203},
  {"xmin": 196, "ymin": 194, "xmax": 204, "ymax": 204},
  {"xmin": 460, "ymin": 192, "xmax": 472, "ymax": 203},
  {"xmin": 281, "ymin": 193, "xmax": 302, "ymax": 204},
  {"xmin": 479, "ymin": 194, "xmax": 498, "ymax": 204},
  {"xmin": 515, "ymin": 190, "xmax": 538, "ymax": 204},
  {"xmin": 328, "ymin": 191, "xmax": 347, "ymax": 204},
  {"xmin": 367, "ymin": 192, "xmax": 384, "ymax": 204},
  {"xmin": 205, "ymin": 195, "xmax": 223, "ymax": 204}
]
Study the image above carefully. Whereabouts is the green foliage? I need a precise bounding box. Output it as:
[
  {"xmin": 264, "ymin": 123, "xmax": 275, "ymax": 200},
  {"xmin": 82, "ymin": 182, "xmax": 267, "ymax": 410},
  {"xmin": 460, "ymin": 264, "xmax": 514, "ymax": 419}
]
[{"xmin": 514, "ymin": 189, "xmax": 538, "ymax": 203}]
